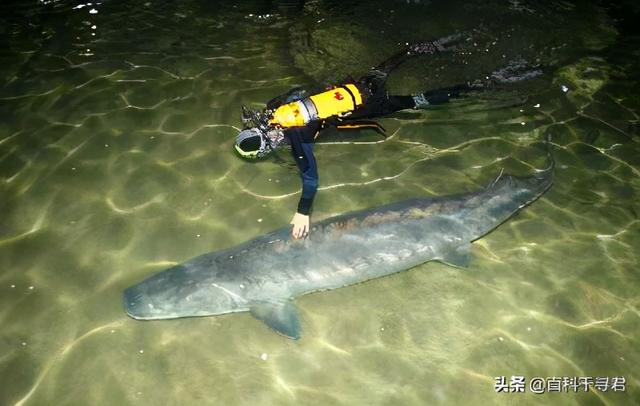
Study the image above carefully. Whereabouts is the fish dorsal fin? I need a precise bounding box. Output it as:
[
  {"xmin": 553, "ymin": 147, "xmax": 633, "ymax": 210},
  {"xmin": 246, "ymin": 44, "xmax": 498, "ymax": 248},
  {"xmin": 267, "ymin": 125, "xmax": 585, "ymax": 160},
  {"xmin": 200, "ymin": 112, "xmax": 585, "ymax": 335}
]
[
  {"xmin": 487, "ymin": 168, "xmax": 505, "ymax": 189},
  {"xmin": 250, "ymin": 299, "xmax": 301, "ymax": 340},
  {"xmin": 439, "ymin": 243, "xmax": 472, "ymax": 268}
]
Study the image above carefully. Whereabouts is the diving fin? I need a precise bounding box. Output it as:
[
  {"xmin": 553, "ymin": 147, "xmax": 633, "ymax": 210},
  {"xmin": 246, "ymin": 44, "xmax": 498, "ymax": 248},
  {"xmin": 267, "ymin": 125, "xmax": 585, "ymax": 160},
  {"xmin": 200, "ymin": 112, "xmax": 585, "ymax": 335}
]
[{"xmin": 250, "ymin": 299, "xmax": 301, "ymax": 340}]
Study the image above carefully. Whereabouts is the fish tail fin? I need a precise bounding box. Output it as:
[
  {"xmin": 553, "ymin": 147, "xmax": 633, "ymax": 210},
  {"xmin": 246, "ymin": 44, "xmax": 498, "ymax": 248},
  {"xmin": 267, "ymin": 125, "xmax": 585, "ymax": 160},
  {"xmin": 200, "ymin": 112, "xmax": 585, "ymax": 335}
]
[{"xmin": 533, "ymin": 132, "xmax": 555, "ymax": 184}]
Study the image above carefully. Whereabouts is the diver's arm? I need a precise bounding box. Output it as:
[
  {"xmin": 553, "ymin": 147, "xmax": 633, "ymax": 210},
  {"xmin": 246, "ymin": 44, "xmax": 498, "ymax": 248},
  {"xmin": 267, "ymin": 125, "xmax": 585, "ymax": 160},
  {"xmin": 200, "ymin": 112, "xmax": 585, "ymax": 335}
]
[
  {"xmin": 291, "ymin": 153, "xmax": 317, "ymax": 239},
  {"xmin": 296, "ymin": 146, "xmax": 318, "ymax": 216},
  {"xmin": 287, "ymin": 129, "xmax": 319, "ymax": 238},
  {"xmin": 290, "ymin": 212, "xmax": 309, "ymax": 239}
]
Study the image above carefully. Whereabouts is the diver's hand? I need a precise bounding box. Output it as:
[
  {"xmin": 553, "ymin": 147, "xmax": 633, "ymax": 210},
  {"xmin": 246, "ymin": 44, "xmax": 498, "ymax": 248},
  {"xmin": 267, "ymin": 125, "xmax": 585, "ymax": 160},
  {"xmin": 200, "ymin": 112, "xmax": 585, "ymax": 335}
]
[{"xmin": 290, "ymin": 212, "xmax": 310, "ymax": 239}]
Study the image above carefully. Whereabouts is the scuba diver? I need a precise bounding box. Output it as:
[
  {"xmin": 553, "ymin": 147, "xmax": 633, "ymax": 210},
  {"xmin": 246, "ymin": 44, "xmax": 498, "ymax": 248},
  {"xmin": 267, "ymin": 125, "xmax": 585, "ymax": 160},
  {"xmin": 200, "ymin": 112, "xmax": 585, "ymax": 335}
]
[{"xmin": 234, "ymin": 34, "xmax": 540, "ymax": 239}]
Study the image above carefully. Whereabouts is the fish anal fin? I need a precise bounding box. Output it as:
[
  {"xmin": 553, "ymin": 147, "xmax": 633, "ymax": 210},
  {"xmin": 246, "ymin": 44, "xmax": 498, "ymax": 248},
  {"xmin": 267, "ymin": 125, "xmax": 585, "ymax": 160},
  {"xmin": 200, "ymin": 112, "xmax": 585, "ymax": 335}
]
[
  {"xmin": 250, "ymin": 299, "xmax": 301, "ymax": 340},
  {"xmin": 439, "ymin": 243, "xmax": 472, "ymax": 268}
]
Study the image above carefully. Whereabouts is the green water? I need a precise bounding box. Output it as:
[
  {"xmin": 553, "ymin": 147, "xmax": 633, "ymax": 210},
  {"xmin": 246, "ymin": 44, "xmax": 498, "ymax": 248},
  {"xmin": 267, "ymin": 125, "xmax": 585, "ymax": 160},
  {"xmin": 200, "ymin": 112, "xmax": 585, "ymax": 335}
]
[{"xmin": 1, "ymin": 0, "xmax": 639, "ymax": 405}]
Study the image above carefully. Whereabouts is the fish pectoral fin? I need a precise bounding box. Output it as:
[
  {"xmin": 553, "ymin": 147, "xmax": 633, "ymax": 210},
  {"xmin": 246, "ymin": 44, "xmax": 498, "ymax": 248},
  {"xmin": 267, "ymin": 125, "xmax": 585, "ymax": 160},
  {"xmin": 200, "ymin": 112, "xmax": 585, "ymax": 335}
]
[
  {"xmin": 250, "ymin": 299, "xmax": 301, "ymax": 340},
  {"xmin": 439, "ymin": 243, "xmax": 472, "ymax": 268}
]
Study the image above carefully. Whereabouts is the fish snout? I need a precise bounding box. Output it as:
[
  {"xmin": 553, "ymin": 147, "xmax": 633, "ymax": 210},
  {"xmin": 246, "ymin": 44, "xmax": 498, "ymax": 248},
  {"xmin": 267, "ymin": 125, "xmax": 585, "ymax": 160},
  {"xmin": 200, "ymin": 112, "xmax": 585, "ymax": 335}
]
[{"xmin": 123, "ymin": 286, "xmax": 159, "ymax": 320}]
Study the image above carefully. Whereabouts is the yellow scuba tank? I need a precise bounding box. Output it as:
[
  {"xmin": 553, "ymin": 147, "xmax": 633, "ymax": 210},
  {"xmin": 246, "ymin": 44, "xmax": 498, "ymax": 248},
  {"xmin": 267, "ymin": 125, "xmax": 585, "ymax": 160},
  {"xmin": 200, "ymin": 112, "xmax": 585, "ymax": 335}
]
[{"xmin": 269, "ymin": 84, "xmax": 363, "ymax": 128}]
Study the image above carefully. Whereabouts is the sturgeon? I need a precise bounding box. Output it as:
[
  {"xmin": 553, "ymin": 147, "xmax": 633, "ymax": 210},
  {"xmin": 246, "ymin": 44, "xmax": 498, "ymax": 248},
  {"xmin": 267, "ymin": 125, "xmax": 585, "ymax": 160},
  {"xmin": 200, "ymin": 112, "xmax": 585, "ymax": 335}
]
[{"xmin": 123, "ymin": 160, "xmax": 553, "ymax": 339}]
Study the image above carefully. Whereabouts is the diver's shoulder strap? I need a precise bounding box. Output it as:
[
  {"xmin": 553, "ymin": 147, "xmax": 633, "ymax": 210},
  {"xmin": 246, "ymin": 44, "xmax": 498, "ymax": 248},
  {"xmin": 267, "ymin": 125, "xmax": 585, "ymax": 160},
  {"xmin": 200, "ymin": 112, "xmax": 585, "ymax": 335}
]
[{"xmin": 335, "ymin": 119, "xmax": 386, "ymax": 137}]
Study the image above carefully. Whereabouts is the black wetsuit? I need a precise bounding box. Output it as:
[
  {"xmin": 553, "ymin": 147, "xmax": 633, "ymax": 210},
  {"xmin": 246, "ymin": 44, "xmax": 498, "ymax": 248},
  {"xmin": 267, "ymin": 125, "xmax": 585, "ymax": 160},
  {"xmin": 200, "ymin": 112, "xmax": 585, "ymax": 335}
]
[
  {"xmin": 269, "ymin": 40, "xmax": 479, "ymax": 216},
  {"xmin": 285, "ymin": 122, "xmax": 322, "ymax": 215},
  {"xmin": 272, "ymin": 74, "xmax": 473, "ymax": 215}
]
